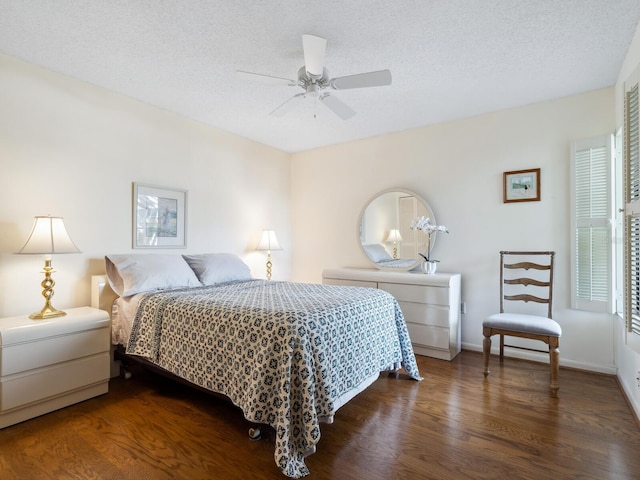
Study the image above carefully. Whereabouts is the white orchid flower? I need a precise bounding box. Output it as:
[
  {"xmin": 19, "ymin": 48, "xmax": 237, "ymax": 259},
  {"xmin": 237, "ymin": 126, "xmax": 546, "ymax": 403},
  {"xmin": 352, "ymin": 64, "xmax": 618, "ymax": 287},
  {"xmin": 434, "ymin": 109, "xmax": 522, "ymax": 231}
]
[{"xmin": 410, "ymin": 216, "xmax": 448, "ymax": 262}]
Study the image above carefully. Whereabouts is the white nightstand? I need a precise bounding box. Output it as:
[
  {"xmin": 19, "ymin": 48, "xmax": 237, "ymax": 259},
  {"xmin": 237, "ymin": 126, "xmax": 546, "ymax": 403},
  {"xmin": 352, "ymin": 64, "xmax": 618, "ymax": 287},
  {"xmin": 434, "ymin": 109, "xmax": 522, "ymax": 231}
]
[{"xmin": 0, "ymin": 306, "xmax": 111, "ymax": 428}]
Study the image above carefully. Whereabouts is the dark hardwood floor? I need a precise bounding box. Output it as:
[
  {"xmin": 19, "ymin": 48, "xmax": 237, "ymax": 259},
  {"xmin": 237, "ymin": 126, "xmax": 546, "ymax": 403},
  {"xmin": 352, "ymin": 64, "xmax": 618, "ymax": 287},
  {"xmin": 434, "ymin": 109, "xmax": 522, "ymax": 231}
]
[{"xmin": 0, "ymin": 350, "xmax": 639, "ymax": 479}]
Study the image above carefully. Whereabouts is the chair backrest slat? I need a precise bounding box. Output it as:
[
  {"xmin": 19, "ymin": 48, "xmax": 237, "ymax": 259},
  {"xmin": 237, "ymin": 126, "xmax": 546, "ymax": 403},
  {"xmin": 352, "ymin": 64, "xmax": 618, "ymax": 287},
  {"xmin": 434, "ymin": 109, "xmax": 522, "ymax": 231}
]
[
  {"xmin": 503, "ymin": 294, "xmax": 549, "ymax": 304},
  {"xmin": 504, "ymin": 278, "xmax": 549, "ymax": 287},
  {"xmin": 504, "ymin": 261, "xmax": 551, "ymax": 271},
  {"xmin": 499, "ymin": 251, "xmax": 555, "ymax": 318}
]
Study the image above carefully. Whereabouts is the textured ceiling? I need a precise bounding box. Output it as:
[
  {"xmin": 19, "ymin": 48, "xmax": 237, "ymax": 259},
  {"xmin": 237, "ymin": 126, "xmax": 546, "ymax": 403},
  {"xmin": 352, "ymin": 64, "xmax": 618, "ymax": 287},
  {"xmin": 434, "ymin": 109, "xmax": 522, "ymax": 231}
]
[{"xmin": 1, "ymin": 1, "xmax": 639, "ymax": 153}]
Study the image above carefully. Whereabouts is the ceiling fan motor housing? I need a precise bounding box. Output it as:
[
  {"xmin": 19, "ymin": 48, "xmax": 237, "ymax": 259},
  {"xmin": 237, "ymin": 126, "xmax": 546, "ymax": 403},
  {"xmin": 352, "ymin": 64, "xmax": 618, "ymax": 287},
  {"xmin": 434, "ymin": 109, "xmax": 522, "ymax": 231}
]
[{"xmin": 297, "ymin": 66, "xmax": 330, "ymax": 96}]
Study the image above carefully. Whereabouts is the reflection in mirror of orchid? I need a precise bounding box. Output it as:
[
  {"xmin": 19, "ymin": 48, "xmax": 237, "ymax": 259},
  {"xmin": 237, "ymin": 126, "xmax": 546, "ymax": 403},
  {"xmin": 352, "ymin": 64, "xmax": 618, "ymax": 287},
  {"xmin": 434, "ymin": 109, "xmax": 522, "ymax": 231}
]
[{"xmin": 410, "ymin": 217, "xmax": 448, "ymax": 262}]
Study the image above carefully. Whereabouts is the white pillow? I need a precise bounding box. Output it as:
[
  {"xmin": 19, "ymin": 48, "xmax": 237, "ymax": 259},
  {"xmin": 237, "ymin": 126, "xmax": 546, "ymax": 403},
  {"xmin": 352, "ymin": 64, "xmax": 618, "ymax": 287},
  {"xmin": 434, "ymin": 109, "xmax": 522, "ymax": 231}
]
[
  {"xmin": 105, "ymin": 254, "xmax": 202, "ymax": 297},
  {"xmin": 182, "ymin": 253, "xmax": 252, "ymax": 285},
  {"xmin": 363, "ymin": 244, "xmax": 392, "ymax": 262}
]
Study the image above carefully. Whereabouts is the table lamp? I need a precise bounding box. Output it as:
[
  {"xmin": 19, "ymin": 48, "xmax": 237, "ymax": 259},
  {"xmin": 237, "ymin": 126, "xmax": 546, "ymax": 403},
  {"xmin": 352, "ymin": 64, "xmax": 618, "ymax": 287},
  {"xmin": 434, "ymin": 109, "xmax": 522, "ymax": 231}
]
[
  {"xmin": 18, "ymin": 215, "xmax": 81, "ymax": 319},
  {"xmin": 255, "ymin": 229, "xmax": 282, "ymax": 281}
]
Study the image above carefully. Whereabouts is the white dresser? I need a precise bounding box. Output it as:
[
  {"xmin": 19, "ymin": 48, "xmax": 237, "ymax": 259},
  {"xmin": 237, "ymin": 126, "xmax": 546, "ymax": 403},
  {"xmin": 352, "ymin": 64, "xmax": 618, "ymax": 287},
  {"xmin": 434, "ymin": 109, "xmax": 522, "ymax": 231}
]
[
  {"xmin": 322, "ymin": 268, "xmax": 461, "ymax": 361},
  {"xmin": 0, "ymin": 306, "xmax": 111, "ymax": 428}
]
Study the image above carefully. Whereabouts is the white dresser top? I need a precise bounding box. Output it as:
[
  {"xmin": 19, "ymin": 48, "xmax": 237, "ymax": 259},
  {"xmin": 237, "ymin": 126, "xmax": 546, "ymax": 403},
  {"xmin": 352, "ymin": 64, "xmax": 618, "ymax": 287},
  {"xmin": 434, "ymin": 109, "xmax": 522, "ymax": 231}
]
[{"xmin": 322, "ymin": 267, "xmax": 460, "ymax": 287}]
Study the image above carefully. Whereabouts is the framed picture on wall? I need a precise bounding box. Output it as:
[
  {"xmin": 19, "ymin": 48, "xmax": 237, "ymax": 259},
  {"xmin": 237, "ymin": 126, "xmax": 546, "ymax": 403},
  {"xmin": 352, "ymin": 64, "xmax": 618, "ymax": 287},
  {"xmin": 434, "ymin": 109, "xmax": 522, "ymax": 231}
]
[
  {"xmin": 503, "ymin": 168, "xmax": 541, "ymax": 203},
  {"xmin": 133, "ymin": 183, "xmax": 187, "ymax": 248}
]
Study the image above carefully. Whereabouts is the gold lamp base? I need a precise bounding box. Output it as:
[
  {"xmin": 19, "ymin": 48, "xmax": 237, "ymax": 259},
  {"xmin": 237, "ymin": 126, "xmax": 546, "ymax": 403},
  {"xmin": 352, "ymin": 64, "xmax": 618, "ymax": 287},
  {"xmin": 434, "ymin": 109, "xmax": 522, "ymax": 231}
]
[
  {"xmin": 30, "ymin": 304, "xmax": 67, "ymax": 320},
  {"xmin": 29, "ymin": 259, "xmax": 67, "ymax": 320},
  {"xmin": 265, "ymin": 253, "xmax": 273, "ymax": 281}
]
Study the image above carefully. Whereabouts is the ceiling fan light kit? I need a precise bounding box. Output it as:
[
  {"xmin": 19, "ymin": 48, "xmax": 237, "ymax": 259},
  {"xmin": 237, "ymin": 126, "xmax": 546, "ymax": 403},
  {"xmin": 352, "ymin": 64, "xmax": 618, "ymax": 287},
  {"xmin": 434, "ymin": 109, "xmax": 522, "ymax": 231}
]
[{"xmin": 239, "ymin": 34, "xmax": 392, "ymax": 120}]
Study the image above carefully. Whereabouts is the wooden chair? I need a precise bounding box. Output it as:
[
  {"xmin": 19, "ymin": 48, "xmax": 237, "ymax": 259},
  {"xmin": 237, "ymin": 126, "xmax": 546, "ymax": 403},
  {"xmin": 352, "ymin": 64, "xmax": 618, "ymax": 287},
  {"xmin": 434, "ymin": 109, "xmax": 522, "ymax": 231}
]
[{"xmin": 482, "ymin": 251, "xmax": 561, "ymax": 396}]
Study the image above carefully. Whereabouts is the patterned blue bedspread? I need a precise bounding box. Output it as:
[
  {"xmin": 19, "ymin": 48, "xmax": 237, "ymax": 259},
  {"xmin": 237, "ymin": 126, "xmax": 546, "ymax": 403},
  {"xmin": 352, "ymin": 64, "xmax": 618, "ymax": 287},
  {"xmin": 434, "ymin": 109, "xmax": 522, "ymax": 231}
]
[{"xmin": 127, "ymin": 280, "xmax": 421, "ymax": 478}]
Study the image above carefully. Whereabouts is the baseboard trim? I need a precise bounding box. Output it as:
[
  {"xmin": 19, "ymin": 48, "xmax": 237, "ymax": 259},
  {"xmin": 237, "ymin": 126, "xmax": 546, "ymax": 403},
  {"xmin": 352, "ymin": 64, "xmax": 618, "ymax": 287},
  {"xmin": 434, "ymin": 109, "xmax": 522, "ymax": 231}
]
[
  {"xmin": 462, "ymin": 342, "xmax": 617, "ymax": 375},
  {"xmin": 616, "ymin": 375, "xmax": 640, "ymax": 429}
]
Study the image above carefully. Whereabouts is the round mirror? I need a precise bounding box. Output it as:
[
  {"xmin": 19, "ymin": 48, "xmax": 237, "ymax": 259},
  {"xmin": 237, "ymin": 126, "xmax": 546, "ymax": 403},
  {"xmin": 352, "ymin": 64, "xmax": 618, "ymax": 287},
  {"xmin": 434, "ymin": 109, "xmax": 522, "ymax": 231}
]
[{"xmin": 357, "ymin": 188, "xmax": 435, "ymax": 271}]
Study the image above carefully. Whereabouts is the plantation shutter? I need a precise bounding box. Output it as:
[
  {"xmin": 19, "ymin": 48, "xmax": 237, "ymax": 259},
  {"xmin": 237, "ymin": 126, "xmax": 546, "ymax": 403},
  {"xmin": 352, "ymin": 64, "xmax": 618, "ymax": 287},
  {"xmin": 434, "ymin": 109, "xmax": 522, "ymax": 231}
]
[
  {"xmin": 625, "ymin": 70, "xmax": 640, "ymax": 337},
  {"xmin": 571, "ymin": 136, "xmax": 614, "ymax": 313}
]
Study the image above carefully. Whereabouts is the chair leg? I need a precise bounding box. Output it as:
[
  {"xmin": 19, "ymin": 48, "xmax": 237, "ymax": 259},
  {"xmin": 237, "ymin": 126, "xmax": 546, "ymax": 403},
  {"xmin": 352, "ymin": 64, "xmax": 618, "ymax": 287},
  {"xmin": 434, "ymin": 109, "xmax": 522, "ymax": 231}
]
[
  {"xmin": 549, "ymin": 339, "xmax": 560, "ymax": 397},
  {"xmin": 483, "ymin": 332, "xmax": 491, "ymax": 377},
  {"xmin": 499, "ymin": 334, "xmax": 505, "ymax": 363}
]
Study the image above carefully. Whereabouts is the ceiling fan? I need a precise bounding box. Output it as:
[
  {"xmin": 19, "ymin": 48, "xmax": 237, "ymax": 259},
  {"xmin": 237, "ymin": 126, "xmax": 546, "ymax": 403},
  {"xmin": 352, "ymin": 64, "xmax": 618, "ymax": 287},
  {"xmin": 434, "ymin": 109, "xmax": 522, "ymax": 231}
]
[{"xmin": 237, "ymin": 34, "xmax": 392, "ymax": 120}]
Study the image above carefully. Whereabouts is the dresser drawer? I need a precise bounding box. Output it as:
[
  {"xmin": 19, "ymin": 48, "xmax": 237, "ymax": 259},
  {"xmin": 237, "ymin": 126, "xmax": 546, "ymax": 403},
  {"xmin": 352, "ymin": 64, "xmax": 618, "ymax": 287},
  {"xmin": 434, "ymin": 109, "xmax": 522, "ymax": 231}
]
[
  {"xmin": 399, "ymin": 302, "xmax": 451, "ymax": 328},
  {"xmin": 1, "ymin": 327, "xmax": 110, "ymax": 376},
  {"xmin": 0, "ymin": 352, "xmax": 110, "ymax": 412},
  {"xmin": 406, "ymin": 323, "xmax": 450, "ymax": 351},
  {"xmin": 378, "ymin": 282, "xmax": 449, "ymax": 306}
]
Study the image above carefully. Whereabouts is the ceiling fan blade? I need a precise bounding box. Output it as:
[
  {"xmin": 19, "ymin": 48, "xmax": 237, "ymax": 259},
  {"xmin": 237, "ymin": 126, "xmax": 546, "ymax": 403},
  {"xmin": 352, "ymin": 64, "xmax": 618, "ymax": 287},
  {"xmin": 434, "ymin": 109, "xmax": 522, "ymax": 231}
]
[
  {"xmin": 320, "ymin": 94, "xmax": 356, "ymax": 120},
  {"xmin": 237, "ymin": 70, "xmax": 297, "ymax": 86},
  {"xmin": 270, "ymin": 93, "xmax": 306, "ymax": 116},
  {"xmin": 302, "ymin": 34, "xmax": 326, "ymax": 77},
  {"xmin": 330, "ymin": 70, "xmax": 392, "ymax": 90}
]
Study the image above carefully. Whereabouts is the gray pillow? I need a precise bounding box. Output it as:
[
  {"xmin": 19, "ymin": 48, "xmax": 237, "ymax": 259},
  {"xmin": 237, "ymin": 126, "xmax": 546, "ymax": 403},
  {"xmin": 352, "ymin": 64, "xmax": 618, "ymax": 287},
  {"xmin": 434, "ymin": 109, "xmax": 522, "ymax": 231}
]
[{"xmin": 182, "ymin": 253, "xmax": 252, "ymax": 285}]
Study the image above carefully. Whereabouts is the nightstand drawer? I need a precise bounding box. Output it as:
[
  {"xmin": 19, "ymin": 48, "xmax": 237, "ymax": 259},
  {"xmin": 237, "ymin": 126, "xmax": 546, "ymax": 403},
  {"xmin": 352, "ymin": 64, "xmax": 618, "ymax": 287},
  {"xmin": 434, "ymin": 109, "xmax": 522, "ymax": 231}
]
[
  {"xmin": 1, "ymin": 327, "xmax": 110, "ymax": 376},
  {"xmin": 378, "ymin": 282, "xmax": 450, "ymax": 306},
  {"xmin": 1, "ymin": 352, "xmax": 110, "ymax": 412},
  {"xmin": 406, "ymin": 323, "xmax": 450, "ymax": 350}
]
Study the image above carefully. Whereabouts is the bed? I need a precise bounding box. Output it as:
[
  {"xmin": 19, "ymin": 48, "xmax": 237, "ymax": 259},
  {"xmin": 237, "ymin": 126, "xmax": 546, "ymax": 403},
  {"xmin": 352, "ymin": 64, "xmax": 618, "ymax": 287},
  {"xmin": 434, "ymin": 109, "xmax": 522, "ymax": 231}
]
[{"xmin": 92, "ymin": 253, "xmax": 422, "ymax": 478}]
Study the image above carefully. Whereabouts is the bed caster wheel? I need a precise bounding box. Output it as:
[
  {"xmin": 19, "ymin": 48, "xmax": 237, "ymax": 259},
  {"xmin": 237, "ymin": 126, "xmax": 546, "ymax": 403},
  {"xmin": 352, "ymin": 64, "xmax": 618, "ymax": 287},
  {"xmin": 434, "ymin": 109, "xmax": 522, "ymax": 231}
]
[
  {"xmin": 123, "ymin": 370, "xmax": 132, "ymax": 380},
  {"xmin": 248, "ymin": 427, "xmax": 261, "ymax": 441}
]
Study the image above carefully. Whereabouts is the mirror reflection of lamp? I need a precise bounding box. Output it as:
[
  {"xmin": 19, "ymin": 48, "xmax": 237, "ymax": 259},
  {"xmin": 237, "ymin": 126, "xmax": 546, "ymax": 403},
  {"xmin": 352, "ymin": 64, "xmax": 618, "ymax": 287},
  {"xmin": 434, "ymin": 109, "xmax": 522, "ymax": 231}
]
[
  {"xmin": 255, "ymin": 229, "xmax": 282, "ymax": 280},
  {"xmin": 17, "ymin": 215, "xmax": 81, "ymax": 319},
  {"xmin": 384, "ymin": 229, "xmax": 403, "ymax": 259}
]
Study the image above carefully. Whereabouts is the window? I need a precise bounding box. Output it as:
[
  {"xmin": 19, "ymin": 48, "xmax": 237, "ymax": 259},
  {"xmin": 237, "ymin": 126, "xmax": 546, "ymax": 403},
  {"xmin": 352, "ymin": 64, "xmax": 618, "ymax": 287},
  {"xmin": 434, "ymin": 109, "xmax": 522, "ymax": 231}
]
[
  {"xmin": 624, "ymin": 66, "xmax": 640, "ymax": 346},
  {"xmin": 571, "ymin": 135, "xmax": 615, "ymax": 313}
]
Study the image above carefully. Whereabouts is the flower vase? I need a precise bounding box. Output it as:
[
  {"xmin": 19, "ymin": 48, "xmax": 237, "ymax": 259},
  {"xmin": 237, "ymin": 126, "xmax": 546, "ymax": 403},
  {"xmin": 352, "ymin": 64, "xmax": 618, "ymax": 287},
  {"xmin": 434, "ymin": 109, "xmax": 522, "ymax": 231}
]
[{"xmin": 423, "ymin": 261, "xmax": 437, "ymax": 275}]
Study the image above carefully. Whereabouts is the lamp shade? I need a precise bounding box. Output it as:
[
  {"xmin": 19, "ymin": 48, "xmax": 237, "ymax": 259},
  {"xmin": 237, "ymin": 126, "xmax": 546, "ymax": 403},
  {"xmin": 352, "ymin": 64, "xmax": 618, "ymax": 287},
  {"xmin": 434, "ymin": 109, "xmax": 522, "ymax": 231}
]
[
  {"xmin": 384, "ymin": 229, "xmax": 403, "ymax": 243},
  {"xmin": 18, "ymin": 216, "xmax": 81, "ymax": 255},
  {"xmin": 255, "ymin": 229, "xmax": 282, "ymax": 252}
]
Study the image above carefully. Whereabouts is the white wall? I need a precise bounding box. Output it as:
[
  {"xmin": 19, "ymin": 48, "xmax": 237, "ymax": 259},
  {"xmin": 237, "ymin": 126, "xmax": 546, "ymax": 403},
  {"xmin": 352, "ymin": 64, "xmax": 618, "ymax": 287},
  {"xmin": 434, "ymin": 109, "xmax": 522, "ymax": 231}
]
[
  {"xmin": 614, "ymin": 21, "xmax": 640, "ymax": 420},
  {"xmin": 0, "ymin": 54, "xmax": 291, "ymax": 318},
  {"xmin": 291, "ymin": 88, "xmax": 616, "ymax": 376}
]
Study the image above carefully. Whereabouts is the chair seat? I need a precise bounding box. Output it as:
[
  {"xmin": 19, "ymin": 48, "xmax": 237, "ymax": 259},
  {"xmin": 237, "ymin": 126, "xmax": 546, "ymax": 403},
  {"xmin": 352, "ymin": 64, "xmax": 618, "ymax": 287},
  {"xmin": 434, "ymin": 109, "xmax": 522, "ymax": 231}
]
[{"xmin": 483, "ymin": 313, "xmax": 562, "ymax": 337}]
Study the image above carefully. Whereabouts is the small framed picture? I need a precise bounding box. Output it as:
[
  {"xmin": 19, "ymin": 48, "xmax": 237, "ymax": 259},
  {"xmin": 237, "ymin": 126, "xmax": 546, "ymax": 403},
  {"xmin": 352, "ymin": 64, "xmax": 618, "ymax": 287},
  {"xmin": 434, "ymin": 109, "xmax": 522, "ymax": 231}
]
[
  {"xmin": 133, "ymin": 183, "xmax": 187, "ymax": 248},
  {"xmin": 503, "ymin": 168, "xmax": 540, "ymax": 203}
]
